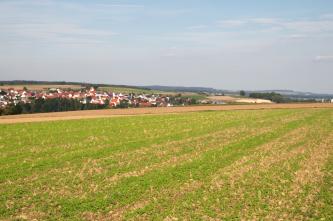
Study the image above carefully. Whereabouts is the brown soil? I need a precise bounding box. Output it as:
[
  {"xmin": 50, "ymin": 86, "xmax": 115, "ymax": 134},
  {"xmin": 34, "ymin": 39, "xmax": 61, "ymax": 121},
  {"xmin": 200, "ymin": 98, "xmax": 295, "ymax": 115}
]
[{"xmin": 1, "ymin": 103, "xmax": 332, "ymax": 124}]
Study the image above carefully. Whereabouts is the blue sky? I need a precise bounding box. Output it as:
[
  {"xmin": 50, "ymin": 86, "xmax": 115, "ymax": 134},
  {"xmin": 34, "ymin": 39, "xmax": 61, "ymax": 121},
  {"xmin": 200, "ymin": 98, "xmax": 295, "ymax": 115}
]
[{"xmin": 1, "ymin": 0, "xmax": 333, "ymax": 93}]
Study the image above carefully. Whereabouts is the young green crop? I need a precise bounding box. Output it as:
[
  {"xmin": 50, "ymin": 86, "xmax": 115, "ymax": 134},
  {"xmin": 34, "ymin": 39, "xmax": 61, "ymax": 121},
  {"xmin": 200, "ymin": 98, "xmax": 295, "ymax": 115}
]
[{"xmin": 0, "ymin": 108, "xmax": 332, "ymax": 220}]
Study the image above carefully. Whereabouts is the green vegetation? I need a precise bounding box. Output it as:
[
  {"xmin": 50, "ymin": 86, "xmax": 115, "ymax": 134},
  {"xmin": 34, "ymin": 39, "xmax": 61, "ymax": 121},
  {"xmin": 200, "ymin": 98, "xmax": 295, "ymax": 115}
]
[
  {"xmin": 0, "ymin": 108, "xmax": 332, "ymax": 220},
  {"xmin": 181, "ymin": 93, "xmax": 208, "ymax": 100},
  {"xmin": 247, "ymin": 92, "xmax": 319, "ymax": 103},
  {"xmin": 0, "ymin": 98, "xmax": 108, "ymax": 115},
  {"xmin": 249, "ymin": 92, "xmax": 286, "ymax": 103},
  {"xmin": 99, "ymin": 86, "xmax": 158, "ymax": 94}
]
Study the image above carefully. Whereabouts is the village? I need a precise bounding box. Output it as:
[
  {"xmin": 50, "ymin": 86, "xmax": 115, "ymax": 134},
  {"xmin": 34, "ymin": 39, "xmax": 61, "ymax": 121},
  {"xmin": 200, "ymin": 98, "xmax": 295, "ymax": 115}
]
[
  {"xmin": 1, "ymin": 85, "xmax": 332, "ymax": 116},
  {"xmin": 0, "ymin": 86, "xmax": 198, "ymax": 111}
]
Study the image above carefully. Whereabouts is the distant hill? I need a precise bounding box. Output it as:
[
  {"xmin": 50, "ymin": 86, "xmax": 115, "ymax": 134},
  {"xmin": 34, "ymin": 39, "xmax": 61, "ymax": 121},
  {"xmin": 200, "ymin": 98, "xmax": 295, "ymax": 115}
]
[
  {"xmin": 143, "ymin": 86, "xmax": 333, "ymax": 99},
  {"xmin": 141, "ymin": 85, "xmax": 232, "ymax": 94},
  {"xmin": 248, "ymin": 90, "xmax": 333, "ymax": 99},
  {"xmin": 0, "ymin": 80, "xmax": 152, "ymax": 91}
]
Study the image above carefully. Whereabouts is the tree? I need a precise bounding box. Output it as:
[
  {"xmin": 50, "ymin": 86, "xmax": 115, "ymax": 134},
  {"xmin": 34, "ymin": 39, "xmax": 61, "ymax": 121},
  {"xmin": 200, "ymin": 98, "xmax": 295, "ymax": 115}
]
[
  {"xmin": 118, "ymin": 100, "xmax": 129, "ymax": 108},
  {"xmin": 20, "ymin": 103, "xmax": 32, "ymax": 114},
  {"xmin": 3, "ymin": 103, "xmax": 22, "ymax": 115},
  {"xmin": 240, "ymin": 90, "xmax": 246, "ymax": 96},
  {"xmin": 32, "ymin": 98, "xmax": 45, "ymax": 113},
  {"xmin": 249, "ymin": 92, "xmax": 286, "ymax": 103}
]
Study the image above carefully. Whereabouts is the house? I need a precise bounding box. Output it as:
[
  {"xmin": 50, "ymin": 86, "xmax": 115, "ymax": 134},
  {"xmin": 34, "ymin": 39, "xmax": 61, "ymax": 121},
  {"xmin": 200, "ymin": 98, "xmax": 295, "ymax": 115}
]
[
  {"xmin": 110, "ymin": 97, "xmax": 120, "ymax": 107},
  {"xmin": 212, "ymin": 100, "xmax": 226, "ymax": 105}
]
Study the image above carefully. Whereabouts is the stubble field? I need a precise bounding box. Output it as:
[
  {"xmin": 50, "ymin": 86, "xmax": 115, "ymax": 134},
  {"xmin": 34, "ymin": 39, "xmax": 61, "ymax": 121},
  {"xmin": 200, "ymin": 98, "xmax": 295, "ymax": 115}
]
[{"xmin": 0, "ymin": 108, "xmax": 332, "ymax": 220}]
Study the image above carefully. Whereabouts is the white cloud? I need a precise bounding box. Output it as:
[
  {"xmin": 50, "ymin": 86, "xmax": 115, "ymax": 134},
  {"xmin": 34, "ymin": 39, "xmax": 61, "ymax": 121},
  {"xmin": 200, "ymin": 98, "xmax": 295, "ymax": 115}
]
[
  {"xmin": 217, "ymin": 16, "xmax": 333, "ymax": 35},
  {"xmin": 217, "ymin": 18, "xmax": 280, "ymax": 28},
  {"xmin": 282, "ymin": 20, "xmax": 333, "ymax": 33},
  {"xmin": 0, "ymin": 0, "xmax": 138, "ymax": 46},
  {"xmin": 187, "ymin": 25, "xmax": 207, "ymax": 30},
  {"xmin": 249, "ymin": 18, "xmax": 279, "ymax": 25},
  {"xmin": 283, "ymin": 34, "xmax": 308, "ymax": 39},
  {"xmin": 314, "ymin": 55, "xmax": 333, "ymax": 62},
  {"xmin": 0, "ymin": 22, "xmax": 117, "ymax": 45},
  {"xmin": 217, "ymin": 20, "xmax": 248, "ymax": 28},
  {"xmin": 320, "ymin": 14, "xmax": 333, "ymax": 19}
]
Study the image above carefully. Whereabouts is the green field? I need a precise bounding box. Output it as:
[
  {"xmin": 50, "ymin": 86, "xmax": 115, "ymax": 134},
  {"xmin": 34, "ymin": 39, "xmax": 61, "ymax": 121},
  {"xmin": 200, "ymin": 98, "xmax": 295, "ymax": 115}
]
[
  {"xmin": 99, "ymin": 86, "xmax": 160, "ymax": 94},
  {"xmin": 98, "ymin": 86, "xmax": 207, "ymax": 99},
  {"xmin": 0, "ymin": 109, "xmax": 332, "ymax": 220}
]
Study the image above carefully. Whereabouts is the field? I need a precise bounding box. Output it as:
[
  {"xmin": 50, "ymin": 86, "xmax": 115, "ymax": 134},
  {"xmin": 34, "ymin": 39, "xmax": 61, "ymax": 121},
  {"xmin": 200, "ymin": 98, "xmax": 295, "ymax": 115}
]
[
  {"xmin": 208, "ymin": 95, "xmax": 272, "ymax": 104},
  {"xmin": 0, "ymin": 108, "xmax": 333, "ymax": 220},
  {"xmin": 98, "ymin": 87, "xmax": 158, "ymax": 94}
]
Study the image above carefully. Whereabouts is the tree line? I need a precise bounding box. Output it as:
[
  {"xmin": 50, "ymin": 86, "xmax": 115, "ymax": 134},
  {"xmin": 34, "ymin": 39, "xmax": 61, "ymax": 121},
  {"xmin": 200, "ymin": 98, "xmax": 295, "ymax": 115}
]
[
  {"xmin": 248, "ymin": 92, "xmax": 286, "ymax": 103},
  {"xmin": 247, "ymin": 92, "xmax": 318, "ymax": 103},
  {"xmin": 0, "ymin": 98, "xmax": 108, "ymax": 115}
]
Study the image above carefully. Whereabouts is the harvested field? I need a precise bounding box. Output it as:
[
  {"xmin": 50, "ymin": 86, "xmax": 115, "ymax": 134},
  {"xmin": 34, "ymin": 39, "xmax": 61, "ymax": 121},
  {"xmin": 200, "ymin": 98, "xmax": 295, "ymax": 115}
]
[
  {"xmin": 0, "ymin": 103, "xmax": 332, "ymax": 124},
  {"xmin": 208, "ymin": 95, "xmax": 272, "ymax": 103},
  {"xmin": 0, "ymin": 108, "xmax": 332, "ymax": 220}
]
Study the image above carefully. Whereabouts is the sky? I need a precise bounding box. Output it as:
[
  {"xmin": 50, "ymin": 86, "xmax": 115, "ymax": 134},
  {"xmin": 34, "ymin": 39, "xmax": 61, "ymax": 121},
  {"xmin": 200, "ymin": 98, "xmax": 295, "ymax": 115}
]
[{"xmin": 0, "ymin": 0, "xmax": 333, "ymax": 93}]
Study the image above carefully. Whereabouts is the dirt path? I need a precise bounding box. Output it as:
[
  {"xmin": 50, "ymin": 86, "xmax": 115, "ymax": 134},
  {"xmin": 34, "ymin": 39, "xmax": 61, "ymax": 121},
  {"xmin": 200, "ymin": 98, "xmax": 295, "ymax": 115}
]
[{"xmin": 1, "ymin": 103, "xmax": 332, "ymax": 124}]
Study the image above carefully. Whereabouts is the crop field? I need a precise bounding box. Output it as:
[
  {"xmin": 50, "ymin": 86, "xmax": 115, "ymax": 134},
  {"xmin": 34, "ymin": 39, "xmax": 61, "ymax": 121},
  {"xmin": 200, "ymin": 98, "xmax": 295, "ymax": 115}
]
[
  {"xmin": 98, "ymin": 86, "xmax": 203, "ymax": 97},
  {"xmin": 0, "ymin": 108, "xmax": 332, "ymax": 220}
]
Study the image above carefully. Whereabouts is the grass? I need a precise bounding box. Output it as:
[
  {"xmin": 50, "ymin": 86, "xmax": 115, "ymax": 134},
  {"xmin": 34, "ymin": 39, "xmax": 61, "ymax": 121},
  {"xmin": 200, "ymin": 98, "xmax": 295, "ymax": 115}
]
[{"xmin": 0, "ymin": 108, "xmax": 332, "ymax": 220}]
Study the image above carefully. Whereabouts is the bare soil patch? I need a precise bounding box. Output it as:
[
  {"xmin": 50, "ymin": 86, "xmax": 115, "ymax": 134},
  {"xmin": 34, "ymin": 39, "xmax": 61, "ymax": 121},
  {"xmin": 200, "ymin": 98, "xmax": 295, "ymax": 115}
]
[
  {"xmin": 1, "ymin": 103, "xmax": 332, "ymax": 124},
  {"xmin": 208, "ymin": 96, "xmax": 272, "ymax": 103}
]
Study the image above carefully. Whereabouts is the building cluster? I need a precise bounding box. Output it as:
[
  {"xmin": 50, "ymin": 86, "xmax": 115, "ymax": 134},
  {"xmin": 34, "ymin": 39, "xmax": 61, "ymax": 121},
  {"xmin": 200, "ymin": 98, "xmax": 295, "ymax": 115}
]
[{"xmin": 0, "ymin": 87, "xmax": 180, "ymax": 109}]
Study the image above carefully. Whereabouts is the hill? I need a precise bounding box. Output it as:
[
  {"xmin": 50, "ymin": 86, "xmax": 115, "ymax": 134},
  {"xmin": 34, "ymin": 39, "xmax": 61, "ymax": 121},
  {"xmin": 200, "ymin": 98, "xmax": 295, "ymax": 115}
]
[
  {"xmin": 0, "ymin": 80, "xmax": 153, "ymax": 93},
  {"xmin": 144, "ymin": 85, "xmax": 333, "ymax": 100}
]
